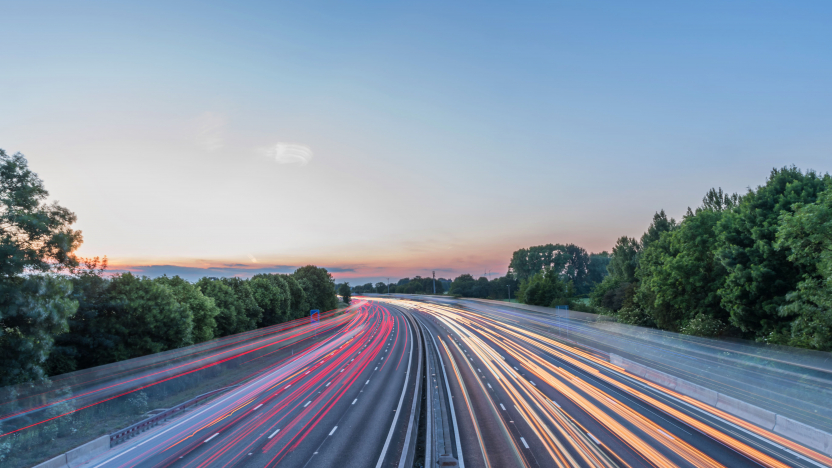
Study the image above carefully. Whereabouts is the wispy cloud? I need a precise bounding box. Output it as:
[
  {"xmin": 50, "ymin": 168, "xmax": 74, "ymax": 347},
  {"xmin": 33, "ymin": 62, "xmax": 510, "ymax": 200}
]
[
  {"xmin": 267, "ymin": 143, "xmax": 313, "ymax": 165},
  {"xmin": 192, "ymin": 112, "xmax": 227, "ymax": 151}
]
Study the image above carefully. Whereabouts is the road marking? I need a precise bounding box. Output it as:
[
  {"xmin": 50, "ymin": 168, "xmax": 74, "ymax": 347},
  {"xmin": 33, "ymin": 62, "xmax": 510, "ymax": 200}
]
[
  {"xmin": 500, "ymin": 403, "xmax": 506, "ymax": 410},
  {"xmin": 352, "ymin": 398, "xmax": 358, "ymax": 405},
  {"xmin": 587, "ymin": 432, "xmax": 601, "ymax": 444},
  {"xmin": 305, "ymin": 371, "xmax": 310, "ymax": 375},
  {"xmin": 530, "ymin": 380, "xmax": 536, "ymax": 386},
  {"xmin": 550, "ymin": 400, "xmax": 560, "ymax": 408},
  {"xmin": 304, "ymin": 401, "xmax": 311, "ymax": 407},
  {"xmin": 285, "ymin": 384, "xmax": 291, "ymax": 389},
  {"xmin": 268, "ymin": 429, "xmax": 280, "ymax": 439},
  {"xmin": 487, "ymin": 383, "xmax": 492, "ymax": 389},
  {"xmin": 374, "ymin": 367, "xmax": 378, "ymax": 370},
  {"xmin": 254, "ymin": 404, "xmax": 263, "ymax": 410},
  {"xmin": 478, "ymin": 368, "xmax": 481, "ymax": 372},
  {"xmin": 656, "ymin": 428, "xmax": 675, "ymax": 440},
  {"xmin": 329, "ymin": 426, "xmax": 338, "ymax": 436},
  {"xmin": 366, "ymin": 380, "xmax": 370, "ymax": 384},
  {"xmin": 513, "ymin": 366, "xmax": 518, "ymax": 370},
  {"xmin": 520, "ymin": 437, "xmax": 529, "ymax": 449},
  {"xmin": 340, "ymin": 369, "xmax": 344, "ymax": 372},
  {"xmin": 204, "ymin": 433, "xmax": 219, "ymax": 443}
]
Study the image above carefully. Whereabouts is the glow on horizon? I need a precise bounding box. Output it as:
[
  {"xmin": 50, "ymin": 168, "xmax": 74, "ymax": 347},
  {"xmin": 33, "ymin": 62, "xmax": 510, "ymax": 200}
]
[{"xmin": 2, "ymin": 1, "xmax": 831, "ymax": 282}]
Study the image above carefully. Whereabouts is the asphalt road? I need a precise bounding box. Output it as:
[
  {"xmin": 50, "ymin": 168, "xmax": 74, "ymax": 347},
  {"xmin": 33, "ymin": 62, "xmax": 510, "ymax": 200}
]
[
  {"xmin": 32, "ymin": 296, "xmax": 832, "ymax": 468},
  {"xmin": 378, "ymin": 297, "xmax": 832, "ymax": 468},
  {"xmin": 83, "ymin": 300, "xmax": 419, "ymax": 468}
]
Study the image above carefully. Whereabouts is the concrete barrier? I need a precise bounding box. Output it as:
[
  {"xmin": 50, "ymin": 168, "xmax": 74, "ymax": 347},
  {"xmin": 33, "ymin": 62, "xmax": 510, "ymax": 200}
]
[
  {"xmin": 774, "ymin": 415, "xmax": 832, "ymax": 456},
  {"xmin": 716, "ymin": 393, "xmax": 776, "ymax": 430},
  {"xmin": 674, "ymin": 379, "xmax": 719, "ymax": 406},
  {"xmin": 65, "ymin": 435, "xmax": 110, "ymax": 467},
  {"xmin": 33, "ymin": 454, "xmax": 69, "ymax": 468},
  {"xmin": 643, "ymin": 368, "xmax": 678, "ymax": 390}
]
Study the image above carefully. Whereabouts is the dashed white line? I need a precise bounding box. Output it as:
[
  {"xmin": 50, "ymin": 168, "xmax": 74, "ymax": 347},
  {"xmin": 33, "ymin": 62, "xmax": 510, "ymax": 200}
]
[
  {"xmin": 352, "ymin": 399, "xmax": 358, "ymax": 405},
  {"xmin": 500, "ymin": 403, "xmax": 506, "ymax": 410},
  {"xmin": 366, "ymin": 380, "xmax": 370, "ymax": 384},
  {"xmin": 329, "ymin": 426, "xmax": 338, "ymax": 436},
  {"xmin": 204, "ymin": 433, "xmax": 219, "ymax": 443},
  {"xmin": 268, "ymin": 429, "xmax": 280, "ymax": 439},
  {"xmin": 326, "ymin": 382, "xmax": 331, "ymax": 387},
  {"xmin": 253, "ymin": 404, "xmax": 263, "ymax": 410},
  {"xmin": 587, "ymin": 432, "xmax": 601, "ymax": 444},
  {"xmin": 520, "ymin": 437, "xmax": 530, "ymax": 449},
  {"xmin": 303, "ymin": 401, "xmax": 311, "ymax": 407},
  {"xmin": 285, "ymin": 384, "xmax": 291, "ymax": 389}
]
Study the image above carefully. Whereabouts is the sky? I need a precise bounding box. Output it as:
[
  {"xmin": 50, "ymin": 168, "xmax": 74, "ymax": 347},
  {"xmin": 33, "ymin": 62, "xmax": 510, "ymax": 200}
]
[{"xmin": 2, "ymin": 1, "xmax": 831, "ymax": 283}]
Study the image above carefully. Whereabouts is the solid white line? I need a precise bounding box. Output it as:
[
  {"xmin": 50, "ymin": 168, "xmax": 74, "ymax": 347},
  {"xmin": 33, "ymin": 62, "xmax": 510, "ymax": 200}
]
[
  {"xmin": 254, "ymin": 404, "xmax": 263, "ymax": 410},
  {"xmin": 268, "ymin": 428, "xmax": 280, "ymax": 439},
  {"xmin": 520, "ymin": 437, "xmax": 529, "ymax": 449},
  {"xmin": 204, "ymin": 433, "xmax": 219, "ymax": 443},
  {"xmin": 329, "ymin": 426, "xmax": 338, "ymax": 436},
  {"xmin": 304, "ymin": 401, "xmax": 311, "ymax": 407},
  {"xmin": 500, "ymin": 403, "xmax": 506, "ymax": 410},
  {"xmin": 352, "ymin": 398, "xmax": 358, "ymax": 405}
]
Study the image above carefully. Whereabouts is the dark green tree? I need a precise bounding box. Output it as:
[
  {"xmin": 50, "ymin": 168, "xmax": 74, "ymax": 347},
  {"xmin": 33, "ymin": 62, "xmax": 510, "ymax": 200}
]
[
  {"xmin": 773, "ymin": 185, "xmax": 832, "ymax": 350},
  {"xmin": 102, "ymin": 273, "xmax": 194, "ymax": 361},
  {"xmin": 716, "ymin": 167, "xmax": 831, "ymax": 338},
  {"xmin": 517, "ymin": 269, "xmax": 572, "ymax": 307},
  {"xmin": 637, "ymin": 191, "xmax": 737, "ymax": 333},
  {"xmin": 0, "ymin": 150, "xmax": 83, "ymax": 386},
  {"xmin": 249, "ymin": 274, "xmax": 290, "ymax": 327},
  {"xmin": 338, "ymin": 282, "xmax": 352, "ymax": 304},
  {"xmin": 292, "ymin": 265, "xmax": 336, "ymax": 312},
  {"xmin": 155, "ymin": 275, "xmax": 219, "ymax": 343}
]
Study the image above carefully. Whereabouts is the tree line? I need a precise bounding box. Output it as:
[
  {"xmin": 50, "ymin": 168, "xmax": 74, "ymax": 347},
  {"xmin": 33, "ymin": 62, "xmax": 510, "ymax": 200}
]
[
  {"xmin": 0, "ymin": 150, "xmax": 339, "ymax": 386},
  {"xmin": 424, "ymin": 167, "xmax": 832, "ymax": 351}
]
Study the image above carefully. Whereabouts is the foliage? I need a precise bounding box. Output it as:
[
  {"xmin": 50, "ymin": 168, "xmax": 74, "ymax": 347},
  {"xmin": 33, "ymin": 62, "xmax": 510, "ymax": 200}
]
[
  {"xmin": 155, "ymin": 275, "xmax": 219, "ymax": 343},
  {"xmin": 772, "ymin": 185, "xmax": 832, "ymax": 350},
  {"xmin": 338, "ymin": 282, "xmax": 352, "ymax": 304},
  {"xmin": 248, "ymin": 274, "xmax": 290, "ymax": 327},
  {"xmin": 716, "ymin": 167, "xmax": 831, "ymax": 338},
  {"xmin": 636, "ymin": 193, "xmax": 733, "ymax": 332},
  {"xmin": 508, "ymin": 243, "xmax": 593, "ymax": 294},
  {"xmin": 292, "ymin": 265, "xmax": 337, "ymax": 313},
  {"xmin": 680, "ymin": 313, "xmax": 726, "ymax": 338},
  {"xmin": 517, "ymin": 270, "xmax": 573, "ymax": 307},
  {"xmin": 0, "ymin": 150, "xmax": 82, "ymax": 386}
]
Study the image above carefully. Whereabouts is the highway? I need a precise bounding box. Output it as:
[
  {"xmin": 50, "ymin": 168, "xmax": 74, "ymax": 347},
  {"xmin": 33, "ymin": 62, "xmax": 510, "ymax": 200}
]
[
  {"xmin": 12, "ymin": 297, "xmax": 832, "ymax": 468},
  {"xmin": 375, "ymin": 297, "xmax": 832, "ymax": 468},
  {"xmin": 79, "ymin": 300, "xmax": 420, "ymax": 468}
]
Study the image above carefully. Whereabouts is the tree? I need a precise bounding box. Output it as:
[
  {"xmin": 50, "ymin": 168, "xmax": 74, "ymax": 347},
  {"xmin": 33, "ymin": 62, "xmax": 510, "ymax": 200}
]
[
  {"xmin": 375, "ymin": 282, "xmax": 386, "ymax": 293},
  {"xmin": 586, "ymin": 252, "xmax": 611, "ymax": 288},
  {"xmin": 280, "ymin": 274, "xmax": 308, "ymax": 320},
  {"xmin": 773, "ymin": 185, "xmax": 832, "ymax": 350},
  {"xmin": 292, "ymin": 265, "xmax": 337, "ymax": 312},
  {"xmin": 0, "ymin": 150, "xmax": 83, "ymax": 386},
  {"xmin": 338, "ymin": 282, "xmax": 352, "ymax": 304},
  {"xmin": 517, "ymin": 269, "xmax": 571, "ymax": 307},
  {"xmin": 608, "ymin": 236, "xmax": 641, "ymax": 283},
  {"xmin": 716, "ymin": 167, "xmax": 831, "ymax": 338},
  {"xmin": 197, "ymin": 278, "xmax": 243, "ymax": 336},
  {"xmin": 636, "ymin": 192, "xmax": 735, "ymax": 333},
  {"xmin": 101, "ymin": 273, "xmax": 194, "ymax": 361},
  {"xmin": 155, "ymin": 275, "xmax": 219, "ymax": 342},
  {"xmin": 249, "ymin": 274, "xmax": 290, "ymax": 327}
]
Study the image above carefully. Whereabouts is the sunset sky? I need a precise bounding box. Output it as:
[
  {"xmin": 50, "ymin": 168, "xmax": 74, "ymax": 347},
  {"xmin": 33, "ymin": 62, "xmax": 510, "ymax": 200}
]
[{"xmin": 2, "ymin": 1, "xmax": 831, "ymax": 283}]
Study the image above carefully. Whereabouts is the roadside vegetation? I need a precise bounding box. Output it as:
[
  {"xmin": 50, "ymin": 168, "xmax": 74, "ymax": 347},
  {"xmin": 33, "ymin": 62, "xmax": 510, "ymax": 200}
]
[
  {"xmin": 445, "ymin": 167, "xmax": 832, "ymax": 351},
  {"xmin": 0, "ymin": 150, "xmax": 339, "ymax": 387}
]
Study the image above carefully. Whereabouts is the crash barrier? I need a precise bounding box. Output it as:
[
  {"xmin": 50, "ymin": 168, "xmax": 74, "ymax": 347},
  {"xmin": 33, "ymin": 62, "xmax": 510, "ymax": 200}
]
[
  {"xmin": 110, "ymin": 385, "xmax": 237, "ymax": 445},
  {"xmin": 611, "ymin": 353, "xmax": 832, "ymax": 456}
]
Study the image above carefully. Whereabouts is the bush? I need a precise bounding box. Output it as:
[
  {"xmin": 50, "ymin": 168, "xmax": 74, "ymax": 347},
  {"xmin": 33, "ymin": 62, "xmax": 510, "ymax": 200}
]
[{"xmin": 680, "ymin": 313, "xmax": 725, "ymax": 337}]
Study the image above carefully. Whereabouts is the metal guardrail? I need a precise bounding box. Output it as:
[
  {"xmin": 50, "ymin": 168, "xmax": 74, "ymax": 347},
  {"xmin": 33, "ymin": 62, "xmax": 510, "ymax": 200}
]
[{"xmin": 109, "ymin": 385, "xmax": 238, "ymax": 446}]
